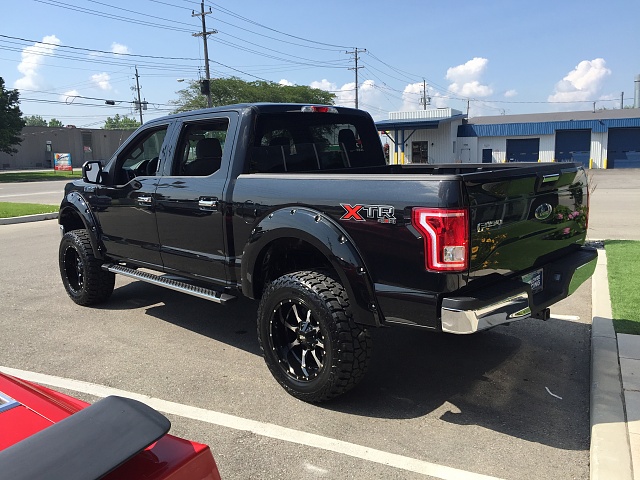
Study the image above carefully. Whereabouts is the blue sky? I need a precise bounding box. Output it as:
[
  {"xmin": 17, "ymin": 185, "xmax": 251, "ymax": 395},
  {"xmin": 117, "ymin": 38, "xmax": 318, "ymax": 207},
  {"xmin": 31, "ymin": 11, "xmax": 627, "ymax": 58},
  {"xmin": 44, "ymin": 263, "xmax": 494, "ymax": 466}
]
[{"xmin": 1, "ymin": 0, "xmax": 638, "ymax": 127}]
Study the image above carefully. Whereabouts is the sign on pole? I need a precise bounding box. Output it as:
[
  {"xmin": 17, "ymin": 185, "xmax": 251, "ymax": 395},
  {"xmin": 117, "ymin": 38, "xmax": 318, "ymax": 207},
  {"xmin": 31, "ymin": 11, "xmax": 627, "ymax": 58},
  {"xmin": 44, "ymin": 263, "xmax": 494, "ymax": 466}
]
[{"xmin": 54, "ymin": 153, "xmax": 72, "ymax": 171}]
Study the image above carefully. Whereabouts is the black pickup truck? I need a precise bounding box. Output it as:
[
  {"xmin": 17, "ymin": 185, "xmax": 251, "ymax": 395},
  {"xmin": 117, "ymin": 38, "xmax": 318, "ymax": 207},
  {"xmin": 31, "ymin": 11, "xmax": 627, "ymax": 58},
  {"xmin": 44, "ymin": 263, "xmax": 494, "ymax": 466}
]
[{"xmin": 58, "ymin": 103, "xmax": 597, "ymax": 402}]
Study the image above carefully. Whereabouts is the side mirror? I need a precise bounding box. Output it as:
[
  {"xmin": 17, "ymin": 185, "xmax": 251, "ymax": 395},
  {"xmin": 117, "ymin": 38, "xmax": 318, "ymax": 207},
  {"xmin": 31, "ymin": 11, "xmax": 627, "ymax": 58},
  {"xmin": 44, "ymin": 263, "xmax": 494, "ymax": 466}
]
[{"xmin": 82, "ymin": 161, "xmax": 103, "ymax": 184}]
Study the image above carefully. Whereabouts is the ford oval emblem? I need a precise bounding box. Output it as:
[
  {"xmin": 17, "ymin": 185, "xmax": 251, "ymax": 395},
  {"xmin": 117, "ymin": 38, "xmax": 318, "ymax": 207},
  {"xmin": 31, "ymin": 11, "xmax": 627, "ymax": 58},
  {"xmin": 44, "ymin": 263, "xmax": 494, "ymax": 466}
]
[{"xmin": 535, "ymin": 203, "xmax": 553, "ymax": 220}]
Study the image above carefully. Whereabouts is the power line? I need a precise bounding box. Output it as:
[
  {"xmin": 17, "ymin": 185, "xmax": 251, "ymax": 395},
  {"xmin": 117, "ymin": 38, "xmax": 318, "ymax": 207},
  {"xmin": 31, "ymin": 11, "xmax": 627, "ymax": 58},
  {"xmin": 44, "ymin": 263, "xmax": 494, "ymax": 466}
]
[{"xmin": 206, "ymin": 2, "xmax": 353, "ymax": 49}]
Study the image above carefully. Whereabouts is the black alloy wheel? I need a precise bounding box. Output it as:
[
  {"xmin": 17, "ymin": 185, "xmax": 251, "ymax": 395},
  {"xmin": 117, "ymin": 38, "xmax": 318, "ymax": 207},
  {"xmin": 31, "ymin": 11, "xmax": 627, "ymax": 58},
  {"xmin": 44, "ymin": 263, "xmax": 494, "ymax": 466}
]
[
  {"xmin": 270, "ymin": 298, "xmax": 326, "ymax": 382},
  {"xmin": 59, "ymin": 230, "xmax": 115, "ymax": 306},
  {"xmin": 257, "ymin": 270, "xmax": 372, "ymax": 403}
]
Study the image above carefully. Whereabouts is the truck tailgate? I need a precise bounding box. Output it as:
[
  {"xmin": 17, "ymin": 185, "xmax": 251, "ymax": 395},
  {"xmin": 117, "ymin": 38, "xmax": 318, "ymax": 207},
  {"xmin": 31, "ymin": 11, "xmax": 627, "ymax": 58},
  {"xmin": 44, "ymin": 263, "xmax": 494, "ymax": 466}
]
[{"xmin": 465, "ymin": 163, "xmax": 589, "ymax": 279}]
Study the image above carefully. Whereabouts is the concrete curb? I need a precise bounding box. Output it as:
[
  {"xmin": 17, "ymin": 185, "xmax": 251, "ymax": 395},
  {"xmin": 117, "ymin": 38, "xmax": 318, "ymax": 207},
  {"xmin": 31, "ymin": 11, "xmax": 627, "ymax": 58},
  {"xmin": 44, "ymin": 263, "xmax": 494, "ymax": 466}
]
[
  {"xmin": 0, "ymin": 212, "xmax": 58, "ymax": 226},
  {"xmin": 590, "ymin": 249, "xmax": 634, "ymax": 480}
]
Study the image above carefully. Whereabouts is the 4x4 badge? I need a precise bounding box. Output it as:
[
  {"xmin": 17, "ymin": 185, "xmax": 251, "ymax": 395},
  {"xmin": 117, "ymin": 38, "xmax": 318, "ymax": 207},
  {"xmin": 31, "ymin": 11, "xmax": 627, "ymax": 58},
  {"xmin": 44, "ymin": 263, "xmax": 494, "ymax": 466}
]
[{"xmin": 535, "ymin": 203, "xmax": 553, "ymax": 220}]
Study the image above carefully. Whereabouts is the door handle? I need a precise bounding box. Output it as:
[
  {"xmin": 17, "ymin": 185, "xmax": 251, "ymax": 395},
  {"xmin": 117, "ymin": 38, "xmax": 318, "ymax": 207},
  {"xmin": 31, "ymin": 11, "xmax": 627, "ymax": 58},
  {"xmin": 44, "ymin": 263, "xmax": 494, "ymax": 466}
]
[
  {"xmin": 138, "ymin": 195, "xmax": 153, "ymax": 205},
  {"xmin": 199, "ymin": 197, "xmax": 218, "ymax": 210}
]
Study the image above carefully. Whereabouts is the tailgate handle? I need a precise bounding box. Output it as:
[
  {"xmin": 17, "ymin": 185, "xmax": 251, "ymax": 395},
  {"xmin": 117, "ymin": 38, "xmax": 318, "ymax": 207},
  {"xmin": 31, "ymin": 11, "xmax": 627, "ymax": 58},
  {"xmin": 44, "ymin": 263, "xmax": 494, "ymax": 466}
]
[{"xmin": 542, "ymin": 174, "xmax": 560, "ymax": 183}]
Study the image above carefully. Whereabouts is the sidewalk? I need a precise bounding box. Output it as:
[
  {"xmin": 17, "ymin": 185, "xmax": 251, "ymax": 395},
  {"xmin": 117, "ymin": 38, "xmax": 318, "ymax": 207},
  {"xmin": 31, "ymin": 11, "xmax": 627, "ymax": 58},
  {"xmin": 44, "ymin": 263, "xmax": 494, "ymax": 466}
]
[{"xmin": 591, "ymin": 249, "xmax": 639, "ymax": 480}]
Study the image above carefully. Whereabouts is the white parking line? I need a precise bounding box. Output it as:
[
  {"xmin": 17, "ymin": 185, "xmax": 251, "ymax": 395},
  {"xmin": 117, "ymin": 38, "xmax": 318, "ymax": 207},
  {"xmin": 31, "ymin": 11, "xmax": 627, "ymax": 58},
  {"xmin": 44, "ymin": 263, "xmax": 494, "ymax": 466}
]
[
  {"xmin": 550, "ymin": 314, "xmax": 581, "ymax": 322},
  {"xmin": 1, "ymin": 366, "xmax": 503, "ymax": 480}
]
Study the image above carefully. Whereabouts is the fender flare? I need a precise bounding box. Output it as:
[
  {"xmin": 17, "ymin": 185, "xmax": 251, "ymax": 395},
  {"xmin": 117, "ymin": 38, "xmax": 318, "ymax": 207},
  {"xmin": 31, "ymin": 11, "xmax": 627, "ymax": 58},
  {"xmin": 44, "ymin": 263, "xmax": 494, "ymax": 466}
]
[
  {"xmin": 58, "ymin": 191, "xmax": 104, "ymax": 260},
  {"xmin": 241, "ymin": 207, "xmax": 381, "ymax": 327}
]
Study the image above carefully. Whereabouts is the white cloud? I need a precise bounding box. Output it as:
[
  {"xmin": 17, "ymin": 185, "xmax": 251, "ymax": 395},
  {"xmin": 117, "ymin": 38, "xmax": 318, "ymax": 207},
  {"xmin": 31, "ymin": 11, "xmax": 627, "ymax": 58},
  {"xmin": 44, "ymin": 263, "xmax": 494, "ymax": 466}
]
[
  {"xmin": 445, "ymin": 57, "xmax": 493, "ymax": 98},
  {"xmin": 449, "ymin": 80, "xmax": 493, "ymax": 98},
  {"xmin": 504, "ymin": 89, "xmax": 518, "ymax": 98},
  {"xmin": 111, "ymin": 42, "xmax": 130, "ymax": 55},
  {"xmin": 401, "ymin": 82, "xmax": 423, "ymax": 111},
  {"xmin": 309, "ymin": 79, "xmax": 384, "ymax": 114},
  {"xmin": 446, "ymin": 57, "xmax": 489, "ymax": 83},
  {"xmin": 548, "ymin": 58, "xmax": 611, "ymax": 104},
  {"xmin": 278, "ymin": 79, "xmax": 294, "ymax": 86},
  {"xmin": 310, "ymin": 79, "xmax": 353, "ymax": 106},
  {"xmin": 91, "ymin": 72, "xmax": 112, "ymax": 90},
  {"xmin": 14, "ymin": 35, "xmax": 61, "ymax": 90}
]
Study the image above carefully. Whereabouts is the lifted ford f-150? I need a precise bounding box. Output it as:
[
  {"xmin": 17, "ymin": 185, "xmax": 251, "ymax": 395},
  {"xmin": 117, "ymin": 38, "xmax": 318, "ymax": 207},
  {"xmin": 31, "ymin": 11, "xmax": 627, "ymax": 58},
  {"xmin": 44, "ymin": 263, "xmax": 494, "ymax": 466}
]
[{"xmin": 58, "ymin": 103, "xmax": 597, "ymax": 402}]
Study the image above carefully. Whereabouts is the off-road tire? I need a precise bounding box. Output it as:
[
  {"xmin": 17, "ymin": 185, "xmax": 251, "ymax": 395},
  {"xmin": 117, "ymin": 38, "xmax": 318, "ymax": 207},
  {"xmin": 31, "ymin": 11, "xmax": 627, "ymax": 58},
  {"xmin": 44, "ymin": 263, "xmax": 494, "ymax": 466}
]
[
  {"xmin": 257, "ymin": 270, "xmax": 372, "ymax": 403},
  {"xmin": 59, "ymin": 230, "xmax": 115, "ymax": 306}
]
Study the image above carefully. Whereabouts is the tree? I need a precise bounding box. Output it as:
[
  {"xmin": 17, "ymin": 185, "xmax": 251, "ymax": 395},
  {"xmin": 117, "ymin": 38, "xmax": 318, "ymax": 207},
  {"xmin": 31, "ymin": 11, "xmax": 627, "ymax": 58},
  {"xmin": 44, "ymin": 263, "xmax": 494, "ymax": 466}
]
[
  {"xmin": 24, "ymin": 115, "xmax": 48, "ymax": 127},
  {"xmin": 103, "ymin": 114, "xmax": 140, "ymax": 130},
  {"xmin": 171, "ymin": 77, "xmax": 336, "ymax": 113},
  {"xmin": 48, "ymin": 118, "xmax": 64, "ymax": 127},
  {"xmin": 0, "ymin": 77, "xmax": 25, "ymax": 155}
]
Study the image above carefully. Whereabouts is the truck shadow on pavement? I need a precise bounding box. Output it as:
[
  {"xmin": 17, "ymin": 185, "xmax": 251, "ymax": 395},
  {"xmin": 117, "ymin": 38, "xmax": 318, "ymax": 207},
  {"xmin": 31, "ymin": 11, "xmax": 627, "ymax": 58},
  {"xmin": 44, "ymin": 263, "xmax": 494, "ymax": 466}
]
[
  {"xmin": 102, "ymin": 281, "xmax": 591, "ymax": 451},
  {"xmin": 98, "ymin": 281, "xmax": 263, "ymax": 356},
  {"xmin": 329, "ymin": 318, "xmax": 591, "ymax": 450}
]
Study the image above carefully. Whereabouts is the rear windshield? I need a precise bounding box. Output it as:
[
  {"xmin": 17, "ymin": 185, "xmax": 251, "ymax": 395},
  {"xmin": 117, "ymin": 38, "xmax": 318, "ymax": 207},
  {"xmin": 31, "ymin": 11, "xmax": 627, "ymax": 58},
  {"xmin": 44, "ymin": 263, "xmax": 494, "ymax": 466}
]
[{"xmin": 247, "ymin": 112, "xmax": 385, "ymax": 173}]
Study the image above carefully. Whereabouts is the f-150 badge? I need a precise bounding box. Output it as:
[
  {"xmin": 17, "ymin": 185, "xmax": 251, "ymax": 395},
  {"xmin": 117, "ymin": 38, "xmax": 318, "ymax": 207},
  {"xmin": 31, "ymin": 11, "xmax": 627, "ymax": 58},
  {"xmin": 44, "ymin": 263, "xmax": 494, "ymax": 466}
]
[{"xmin": 340, "ymin": 204, "xmax": 397, "ymax": 224}]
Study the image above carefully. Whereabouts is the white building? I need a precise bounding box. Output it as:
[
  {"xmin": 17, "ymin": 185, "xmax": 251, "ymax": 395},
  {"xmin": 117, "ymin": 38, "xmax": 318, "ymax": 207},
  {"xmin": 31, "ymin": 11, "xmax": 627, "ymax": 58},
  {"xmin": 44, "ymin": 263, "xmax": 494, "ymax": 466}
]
[{"xmin": 376, "ymin": 108, "xmax": 640, "ymax": 168}]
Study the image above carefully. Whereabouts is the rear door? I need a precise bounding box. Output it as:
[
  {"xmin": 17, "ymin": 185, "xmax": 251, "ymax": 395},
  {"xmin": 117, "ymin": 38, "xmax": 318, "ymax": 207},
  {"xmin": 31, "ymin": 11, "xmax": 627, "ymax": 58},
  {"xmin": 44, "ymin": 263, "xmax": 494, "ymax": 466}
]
[
  {"xmin": 466, "ymin": 164, "xmax": 589, "ymax": 279},
  {"xmin": 154, "ymin": 112, "xmax": 238, "ymax": 285}
]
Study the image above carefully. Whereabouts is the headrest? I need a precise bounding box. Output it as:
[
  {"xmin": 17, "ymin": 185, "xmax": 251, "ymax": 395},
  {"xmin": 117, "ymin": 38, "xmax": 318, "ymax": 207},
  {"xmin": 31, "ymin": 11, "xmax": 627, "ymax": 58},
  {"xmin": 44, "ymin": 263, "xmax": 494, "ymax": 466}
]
[
  {"xmin": 196, "ymin": 137, "xmax": 222, "ymax": 159},
  {"xmin": 338, "ymin": 129, "xmax": 357, "ymax": 149}
]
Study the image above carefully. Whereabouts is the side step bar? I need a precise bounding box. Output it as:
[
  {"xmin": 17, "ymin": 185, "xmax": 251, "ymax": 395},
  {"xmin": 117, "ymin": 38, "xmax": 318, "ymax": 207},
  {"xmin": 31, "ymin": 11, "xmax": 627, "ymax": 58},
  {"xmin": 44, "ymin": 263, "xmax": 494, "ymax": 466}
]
[{"xmin": 102, "ymin": 264, "xmax": 236, "ymax": 304}]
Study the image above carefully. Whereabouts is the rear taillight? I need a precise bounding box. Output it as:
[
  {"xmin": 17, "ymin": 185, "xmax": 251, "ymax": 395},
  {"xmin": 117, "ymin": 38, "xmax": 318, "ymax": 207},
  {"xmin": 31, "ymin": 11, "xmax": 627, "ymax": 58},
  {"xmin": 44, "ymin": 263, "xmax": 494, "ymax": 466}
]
[{"xmin": 411, "ymin": 208, "xmax": 469, "ymax": 272}]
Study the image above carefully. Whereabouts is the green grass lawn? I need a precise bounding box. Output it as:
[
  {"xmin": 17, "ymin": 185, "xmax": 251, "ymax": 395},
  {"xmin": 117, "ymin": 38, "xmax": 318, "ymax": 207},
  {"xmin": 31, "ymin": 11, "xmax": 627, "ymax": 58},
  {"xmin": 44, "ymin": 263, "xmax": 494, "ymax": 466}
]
[
  {"xmin": 0, "ymin": 170, "xmax": 80, "ymax": 183},
  {"xmin": 0, "ymin": 202, "xmax": 58, "ymax": 218},
  {"xmin": 606, "ymin": 240, "xmax": 640, "ymax": 335}
]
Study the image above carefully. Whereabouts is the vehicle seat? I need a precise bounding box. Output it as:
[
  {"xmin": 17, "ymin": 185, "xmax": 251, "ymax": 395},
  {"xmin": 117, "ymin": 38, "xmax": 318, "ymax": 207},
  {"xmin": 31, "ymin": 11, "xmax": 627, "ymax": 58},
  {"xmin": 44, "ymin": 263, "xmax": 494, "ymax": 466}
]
[
  {"xmin": 184, "ymin": 138, "xmax": 222, "ymax": 176},
  {"xmin": 338, "ymin": 129, "xmax": 366, "ymax": 167},
  {"xmin": 146, "ymin": 156, "xmax": 159, "ymax": 175},
  {"xmin": 338, "ymin": 129, "xmax": 357, "ymax": 152}
]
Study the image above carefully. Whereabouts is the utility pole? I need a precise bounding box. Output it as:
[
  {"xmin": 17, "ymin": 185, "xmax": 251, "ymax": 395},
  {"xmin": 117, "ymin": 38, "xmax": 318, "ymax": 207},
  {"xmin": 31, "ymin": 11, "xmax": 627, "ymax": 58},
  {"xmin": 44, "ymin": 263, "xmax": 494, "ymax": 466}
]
[
  {"xmin": 134, "ymin": 66, "xmax": 144, "ymax": 124},
  {"xmin": 419, "ymin": 79, "xmax": 431, "ymax": 110},
  {"xmin": 192, "ymin": 1, "xmax": 217, "ymax": 108},
  {"xmin": 346, "ymin": 48, "xmax": 366, "ymax": 109}
]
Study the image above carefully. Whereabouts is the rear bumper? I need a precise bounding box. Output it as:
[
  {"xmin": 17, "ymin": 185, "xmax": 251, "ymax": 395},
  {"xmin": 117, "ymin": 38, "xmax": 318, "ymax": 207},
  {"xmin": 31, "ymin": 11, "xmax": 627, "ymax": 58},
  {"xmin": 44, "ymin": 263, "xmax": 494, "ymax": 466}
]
[{"xmin": 440, "ymin": 246, "xmax": 598, "ymax": 334}]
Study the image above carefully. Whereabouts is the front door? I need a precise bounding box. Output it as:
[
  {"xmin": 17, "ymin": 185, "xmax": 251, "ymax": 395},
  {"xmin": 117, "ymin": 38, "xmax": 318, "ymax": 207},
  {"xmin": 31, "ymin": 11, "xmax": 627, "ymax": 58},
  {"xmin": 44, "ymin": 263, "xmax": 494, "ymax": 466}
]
[{"xmin": 94, "ymin": 126, "xmax": 170, "ymax": 268}]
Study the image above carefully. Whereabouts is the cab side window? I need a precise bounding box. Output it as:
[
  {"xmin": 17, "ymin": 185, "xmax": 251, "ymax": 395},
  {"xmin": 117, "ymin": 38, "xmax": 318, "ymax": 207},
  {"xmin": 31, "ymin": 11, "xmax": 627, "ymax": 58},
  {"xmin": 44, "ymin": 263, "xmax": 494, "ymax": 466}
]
[
  {"xmin": 115, "ymin": 127, "xmax": 168, "ymax": 183},
  {"xmin": 173, "ymin": 119, "xmax": 229, "ymax": 176}
]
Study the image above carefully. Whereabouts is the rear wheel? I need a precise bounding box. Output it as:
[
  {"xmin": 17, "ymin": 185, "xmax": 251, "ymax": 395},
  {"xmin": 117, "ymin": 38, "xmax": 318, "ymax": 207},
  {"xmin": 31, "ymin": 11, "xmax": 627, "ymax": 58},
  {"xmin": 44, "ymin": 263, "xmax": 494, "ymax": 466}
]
[
  {"xmin": 257, "ymin": 270, "xmax": 372, "ymax": 402},
  {"xmin": 59, "ymin": 230, "xmax": 114, "ymax": 305}
]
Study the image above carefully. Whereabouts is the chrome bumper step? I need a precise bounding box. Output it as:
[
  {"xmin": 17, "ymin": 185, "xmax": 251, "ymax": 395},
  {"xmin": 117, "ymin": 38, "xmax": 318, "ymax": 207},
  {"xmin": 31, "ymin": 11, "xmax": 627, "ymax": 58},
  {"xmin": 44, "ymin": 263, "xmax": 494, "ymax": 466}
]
[{"xmin": 102, "ymin": 264, "xmax": 236, "ymax": 304}]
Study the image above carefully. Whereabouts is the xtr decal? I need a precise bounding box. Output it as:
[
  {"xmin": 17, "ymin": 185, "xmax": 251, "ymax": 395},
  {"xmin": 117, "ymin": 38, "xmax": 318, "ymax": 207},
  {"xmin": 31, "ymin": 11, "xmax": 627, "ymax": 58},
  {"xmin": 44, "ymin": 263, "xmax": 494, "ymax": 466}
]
[{"xmin": 340, "ymin": 204, "xmax": 396, "ymax": 224}]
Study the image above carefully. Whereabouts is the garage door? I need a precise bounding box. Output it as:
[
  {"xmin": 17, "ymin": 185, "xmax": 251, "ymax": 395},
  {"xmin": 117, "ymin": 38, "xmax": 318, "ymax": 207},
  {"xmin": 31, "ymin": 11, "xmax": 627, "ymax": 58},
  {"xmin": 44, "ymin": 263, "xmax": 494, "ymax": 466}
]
[
  {"xmin": 555, "ymin": 130, "xmax": 590, "ymax": 167},
  {"xmin": 506, "ymin": 138, "xmax": 540, "ymax": 162},
  {"xmin": 608, "ymin": 127, "xmax": 640, "ymax": 168}
]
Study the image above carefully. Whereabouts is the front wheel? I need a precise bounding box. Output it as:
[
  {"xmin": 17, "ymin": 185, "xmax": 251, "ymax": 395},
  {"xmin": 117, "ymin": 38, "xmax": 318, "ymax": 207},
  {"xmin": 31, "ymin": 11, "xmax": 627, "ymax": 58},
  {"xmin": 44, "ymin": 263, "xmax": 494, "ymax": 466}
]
[
  {"xmin": 257, "ymin": 271, "xmax": 372, "ymax": 403},
  {"xmin": 59, "ymin": 230, "xmax": 115, "ymax": 306}
]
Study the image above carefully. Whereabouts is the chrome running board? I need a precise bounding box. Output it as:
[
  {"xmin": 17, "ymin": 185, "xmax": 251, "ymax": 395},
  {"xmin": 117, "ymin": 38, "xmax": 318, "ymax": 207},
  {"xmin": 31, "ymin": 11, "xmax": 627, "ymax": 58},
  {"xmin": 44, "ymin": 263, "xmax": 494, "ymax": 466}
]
[{"xmin": 102, "ymin": 264, "xmax": 236, "ymax": 304}]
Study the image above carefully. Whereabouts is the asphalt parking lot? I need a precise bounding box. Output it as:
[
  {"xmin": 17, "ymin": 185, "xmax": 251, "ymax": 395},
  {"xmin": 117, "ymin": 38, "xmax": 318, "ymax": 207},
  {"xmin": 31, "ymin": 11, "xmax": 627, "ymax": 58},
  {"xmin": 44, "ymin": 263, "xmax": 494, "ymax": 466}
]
[{"xmin": 1, "ymin": 219, "xmax": 593, "ymax": 479}]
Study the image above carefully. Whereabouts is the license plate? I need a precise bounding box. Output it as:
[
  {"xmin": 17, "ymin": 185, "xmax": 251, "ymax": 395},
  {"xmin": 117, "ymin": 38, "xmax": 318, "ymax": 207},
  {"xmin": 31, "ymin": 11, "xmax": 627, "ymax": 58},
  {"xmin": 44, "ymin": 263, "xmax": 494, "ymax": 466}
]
[{"xmin": 522, "ymin": 268, "xmax": 543, "ymax": 294}]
